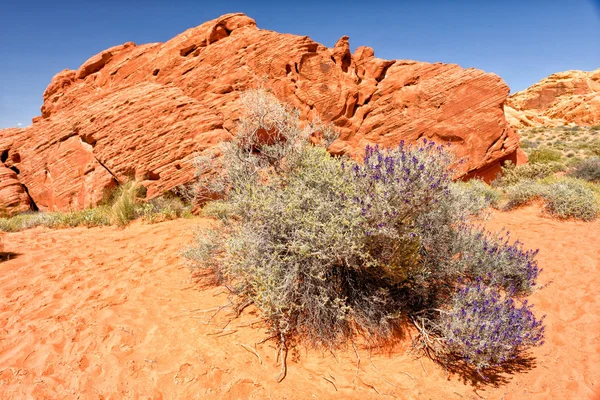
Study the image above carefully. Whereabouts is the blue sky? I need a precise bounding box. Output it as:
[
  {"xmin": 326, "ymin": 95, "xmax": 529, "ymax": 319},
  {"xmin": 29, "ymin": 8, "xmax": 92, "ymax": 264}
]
[{"xmin": 1, "ymin": 0, "xmax": 599, "ymax": 129}]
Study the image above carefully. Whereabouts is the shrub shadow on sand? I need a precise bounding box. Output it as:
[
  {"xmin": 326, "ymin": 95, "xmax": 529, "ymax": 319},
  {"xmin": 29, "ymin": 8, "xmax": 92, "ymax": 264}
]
[{"xmin": 0, "ymin": 251, "xmax": 20, "ymax": 263}]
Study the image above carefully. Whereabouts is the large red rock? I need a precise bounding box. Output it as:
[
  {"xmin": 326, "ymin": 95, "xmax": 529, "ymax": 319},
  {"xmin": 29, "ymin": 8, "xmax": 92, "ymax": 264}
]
[
  {"xmin": 0, "ymin": 129, "xmax": 31, "ymax": 216},
  {"xmin": 0, "ymin": 13, "xmax": 520, "ymax": 212},
  {"xmin": 506, "ymin": 68, "xmax": 600, "ymax": 128}
]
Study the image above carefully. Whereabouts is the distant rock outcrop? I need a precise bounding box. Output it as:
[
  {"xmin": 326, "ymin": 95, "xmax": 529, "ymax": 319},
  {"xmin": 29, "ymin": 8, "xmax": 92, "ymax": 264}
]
[
  {"xmin": 0, "ymin": 13, "xmax": 520, "ymax": 214},
  {"xmin": 506, "ymin": 68, "xmax": 600, "ymax": 128}
]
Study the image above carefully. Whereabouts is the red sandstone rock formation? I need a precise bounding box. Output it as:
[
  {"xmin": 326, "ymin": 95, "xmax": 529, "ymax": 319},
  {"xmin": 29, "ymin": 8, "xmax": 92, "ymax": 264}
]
[
  {"xmin": 0, "ymin": 129, "xmax": 31, "ymax": 215},
  {"xmin": 0, "ymin": 13, "xmax": 520, "ymax": 214},
  {"xmin": 506, "ymin": 68, "xmax": 600, "ymax": 128}
]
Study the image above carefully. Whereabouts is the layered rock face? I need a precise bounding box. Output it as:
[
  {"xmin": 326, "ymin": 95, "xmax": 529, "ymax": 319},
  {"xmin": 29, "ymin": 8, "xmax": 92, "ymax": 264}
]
[
  {"xmin": 0, "ymin": 13, "xmax": 520, "ymax": 213},
  {"xmin": 0, "ymin": 129, "xmax": 31, "ymax": 215},
  {"xmin": 506, "ymin": 68, "xmax": 600, "ymax": 128}
]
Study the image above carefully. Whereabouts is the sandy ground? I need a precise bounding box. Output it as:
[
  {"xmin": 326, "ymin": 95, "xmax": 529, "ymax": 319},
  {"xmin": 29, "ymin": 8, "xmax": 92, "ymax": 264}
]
[{"xmin": 0, "ymin": 206, "xmax": 598, "ymax": 399}]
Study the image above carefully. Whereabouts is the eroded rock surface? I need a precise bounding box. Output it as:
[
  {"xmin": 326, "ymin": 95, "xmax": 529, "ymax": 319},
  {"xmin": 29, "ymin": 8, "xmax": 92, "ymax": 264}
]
[
  {"xmin": 0, "ymin": 13, "xmax": 520, "ymax": 212},
  {"xmin": 506, "ymin": 68, "xmax": 600, "ymax": 128}
]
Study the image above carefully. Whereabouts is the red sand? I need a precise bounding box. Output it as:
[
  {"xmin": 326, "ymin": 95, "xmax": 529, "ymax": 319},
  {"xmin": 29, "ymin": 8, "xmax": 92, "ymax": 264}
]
[{"xmin": 0, "ymin": 206, "xmax": 598, "ymax": 399}]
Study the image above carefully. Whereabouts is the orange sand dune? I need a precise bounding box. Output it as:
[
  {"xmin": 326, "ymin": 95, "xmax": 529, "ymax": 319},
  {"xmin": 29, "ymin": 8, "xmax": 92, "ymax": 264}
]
[{"xmin": 0, "ymin": 207, "xmax": 598, "ymax": 399}]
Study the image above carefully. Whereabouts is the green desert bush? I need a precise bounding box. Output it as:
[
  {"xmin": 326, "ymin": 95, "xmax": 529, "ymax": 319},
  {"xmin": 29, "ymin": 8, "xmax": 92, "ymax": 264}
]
[
  {"xmin": 139, "ymin": 196, "xmax": 192, "ymax": 223},
  {"xmin": 493, "ymin": 162, "xmax": 557, "ymax": 187},
  {"xmin": 502, "ymin": 180, "xmax": 547, "ymax": 210},
  {"xmin": 500, "ymin": 177, "xmax": 599, "ymax": 220},
  {"xmin": 0, "ymin": 207, "xmax": 111, "ymax": 232},
  {"xmin": 452, "ymin": 180, "xmax": 501, "ymax": 214},
  {"xmin": 187, "ymin": 89, "xmax": 544, "ymax": 375},
  {"xmin": 568, "ymin": 157, "xmax": 600, "ymax": 182},
  {"xmin": 542, "ymin": 178, "xmax": 599, "ymax": 220},
  {"xmin": 528, "ymin": 147, "xmax": 562, "ymax": 164}
]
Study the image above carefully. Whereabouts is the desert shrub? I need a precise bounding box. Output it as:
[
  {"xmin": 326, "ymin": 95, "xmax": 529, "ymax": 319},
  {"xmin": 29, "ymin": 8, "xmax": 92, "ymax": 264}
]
[
  {"xmin": 53, "ymin": 208, "xmax": 111, "ymax": 228},
  {"xmin": 442, "ymin": 281, "xmax": 545, "ymax": 370},
  {"xmin": 519, "ymin": 139, "xmax": 537, "ymax": 149},
  {"xmin": 188, "ymin": 89, "xmax": 544, "ymax": 375},
  {"xmin": 450, "ymin": 227, "xmax": 540, "ymax": 294},
  {"xmin": 542, "ymin": 178, "xmax": 599, "ymax": 220},
  {"xmin": 493, "ymin": 162, "xmax": 555, "ymax": 187},
  {"xmin": 569, "ymin": 157, "xmax": 600, "ymax": 182},
  {"xmin": 500, "ymin": 177, "xmax": 599, "ymax": 220},
  {"xmin": 502, "ymin": 180, "xmax": 546, "ymax": 210},
  {"xmin": 527, "ymin": 147, "xmax": 562, "ymax": 164},
  {"xmin": 452, "ymin": 180, "xmax": 501, "ymax": 214},
  {"xmin": 139, "ymin": 196, "xmax": 192, "ymax": 223}
]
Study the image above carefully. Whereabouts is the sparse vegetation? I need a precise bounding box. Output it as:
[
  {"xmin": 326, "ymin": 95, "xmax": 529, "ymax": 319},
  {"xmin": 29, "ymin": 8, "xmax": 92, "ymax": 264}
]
[
  {"xmin": 489, "ymin": 124, "xmax": 600, "ymax": 220},
  {"xmin": 0, "ymin": 181, "xmax": 193, "ymax": 232},
  {"xmin": 495, "ymin": 172, "xmax": 599, "ymax": 220},
  {"xmin": 452, "ymin": 180, "xmax": 501, "ymax": 215},
  {"xmin": 187, "ymin": 89, "xmax": 545, "ymax": 377},
  {"xmin": 502, "ymin": 180, "xmax": 546, "ymax": 210},
  {"xmin": 518, "ymin": 125, "xmax": 600, "ymax": 161}
]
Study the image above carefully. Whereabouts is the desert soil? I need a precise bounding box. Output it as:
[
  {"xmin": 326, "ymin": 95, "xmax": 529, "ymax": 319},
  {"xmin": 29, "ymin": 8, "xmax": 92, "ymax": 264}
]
[{"xmin": 0, "ymin": 206, "xmax": 598, "ymax": 399}]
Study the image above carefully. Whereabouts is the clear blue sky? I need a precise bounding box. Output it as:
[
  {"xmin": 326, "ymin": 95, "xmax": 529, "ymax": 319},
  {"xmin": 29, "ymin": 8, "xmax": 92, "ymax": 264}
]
[{"xmin": 1, "ymin": 0, "xmax": 599, "ymax": 129}]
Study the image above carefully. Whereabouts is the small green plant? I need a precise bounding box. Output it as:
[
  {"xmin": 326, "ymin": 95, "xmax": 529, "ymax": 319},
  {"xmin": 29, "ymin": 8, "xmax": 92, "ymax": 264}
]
[
  {"xmin": 139, "ymin": 196, "xmax": 192, "ymax": 223},
  {"xmin": 588, "ymin": 142, "xmax": 600, "ymax": 157},
  {"xmin": 499, "ymin": 177, "xmax": 599, "ymax": 220},
  {"xmin": 0, "ymin": 208, "xmax": 111, "ymax": 232}
]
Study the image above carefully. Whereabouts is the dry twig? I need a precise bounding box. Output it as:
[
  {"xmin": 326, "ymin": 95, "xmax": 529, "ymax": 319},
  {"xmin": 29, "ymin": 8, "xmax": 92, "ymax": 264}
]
[
  {"xmin": 323, "ymin": 376, "xmax": 338, "ymax": 391},
  {"xmin": 238, "ymin": 343, "xmax": 262, "ymax": 365}
]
